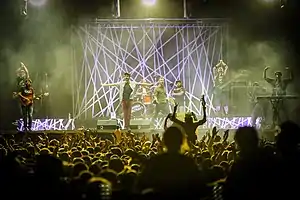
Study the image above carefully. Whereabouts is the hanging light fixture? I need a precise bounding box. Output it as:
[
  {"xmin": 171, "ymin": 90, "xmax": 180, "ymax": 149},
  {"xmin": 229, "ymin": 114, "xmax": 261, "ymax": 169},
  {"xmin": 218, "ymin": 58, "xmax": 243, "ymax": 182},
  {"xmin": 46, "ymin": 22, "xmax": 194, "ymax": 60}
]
[
  {"xmin": 280, "ymin": 0, "xmax": 287, "ymax": 8},
  {"xmin": 21, "ymin": 0, "xmax": 28, "ymax": 16}
]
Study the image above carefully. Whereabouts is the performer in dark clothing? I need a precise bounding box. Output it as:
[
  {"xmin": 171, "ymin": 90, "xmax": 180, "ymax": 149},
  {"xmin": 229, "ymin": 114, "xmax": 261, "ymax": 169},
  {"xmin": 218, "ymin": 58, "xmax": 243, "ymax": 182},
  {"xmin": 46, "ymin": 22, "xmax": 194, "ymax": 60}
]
[
  {"xmin": 152, "ymin": 78, "xmax": 172, "ymax": 126},
  {"xmin": 15, "ymin": 79, "xmax": 34, "ymax": 131},
  {"xmin": 263, "ymin": 66, "xmax": 293, "ymax": 96},
  {"xmin": 172, "ymin": 80, "xmax": 185, "ymax": 112},
  {"xmin": 15, "ymin": 62, "xmax": 31, "ymax": 130},
  {"xmin": 213, "ymin": 60, "xmax": 229, "ymax": 115},
  {"xmin": 263, "ymin": 66, "xmax": 293, "ymax": 125}
]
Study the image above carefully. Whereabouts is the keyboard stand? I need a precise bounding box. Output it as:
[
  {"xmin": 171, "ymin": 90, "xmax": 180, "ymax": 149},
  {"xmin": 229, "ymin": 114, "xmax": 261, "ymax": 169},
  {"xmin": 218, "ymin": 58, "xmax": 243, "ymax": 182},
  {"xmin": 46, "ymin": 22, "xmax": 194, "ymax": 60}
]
[
  {"xmin": 269, "ymin": 97, "xmax": 285, "ymax": 127},
  {"xmin": 257, "ymin": 95, "xmax": 298, "ymax": 128}
]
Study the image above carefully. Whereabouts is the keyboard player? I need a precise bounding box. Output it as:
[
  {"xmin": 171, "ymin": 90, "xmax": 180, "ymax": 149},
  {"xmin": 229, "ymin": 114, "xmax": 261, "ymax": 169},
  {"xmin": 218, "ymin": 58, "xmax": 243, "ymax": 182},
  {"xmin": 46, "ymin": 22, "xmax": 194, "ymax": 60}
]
[
  {"xmin": 263, "ymin": 66, "xmax": 293, "ymax": 96},
  {"xmin": 262, "ymin": 66, "xmax": 293, "ymax": 125}
]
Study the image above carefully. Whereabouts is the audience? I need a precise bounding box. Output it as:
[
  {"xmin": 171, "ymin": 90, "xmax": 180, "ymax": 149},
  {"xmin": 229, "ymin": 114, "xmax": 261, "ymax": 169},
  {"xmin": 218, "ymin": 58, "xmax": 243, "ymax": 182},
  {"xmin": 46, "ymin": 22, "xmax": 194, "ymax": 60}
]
[{"xmin": 0, "ymin": 116, "xmax": 299, "ymax": 200}]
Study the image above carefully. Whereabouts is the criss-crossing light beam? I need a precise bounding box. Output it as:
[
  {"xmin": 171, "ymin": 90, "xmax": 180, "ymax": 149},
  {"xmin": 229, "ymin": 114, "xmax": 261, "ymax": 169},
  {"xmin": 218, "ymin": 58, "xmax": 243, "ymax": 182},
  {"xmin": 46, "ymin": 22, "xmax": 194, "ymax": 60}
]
[{"xmin": 73, "ymin": 20, "xmax": 227, "ymax": 120}]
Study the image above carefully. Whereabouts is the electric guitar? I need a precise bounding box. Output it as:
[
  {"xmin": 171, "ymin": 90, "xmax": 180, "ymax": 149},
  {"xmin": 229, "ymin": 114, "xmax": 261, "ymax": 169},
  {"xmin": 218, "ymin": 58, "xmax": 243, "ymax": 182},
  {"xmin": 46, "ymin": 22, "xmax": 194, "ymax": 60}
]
[{"xmin": 13, "ymin": 92, "xmax": 49, "ymax": 106}]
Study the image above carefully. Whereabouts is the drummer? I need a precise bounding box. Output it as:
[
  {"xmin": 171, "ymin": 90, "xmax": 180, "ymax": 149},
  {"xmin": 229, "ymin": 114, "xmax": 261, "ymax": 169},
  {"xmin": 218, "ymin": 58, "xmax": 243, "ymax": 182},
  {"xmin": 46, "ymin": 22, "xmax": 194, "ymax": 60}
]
[
  {"xmin": 135, "ymin": 79, "xmax": 152, "ymax": 104},
  {"xmin": 172, "ymin": 80, "xmax": 186, "ymax": 112}
]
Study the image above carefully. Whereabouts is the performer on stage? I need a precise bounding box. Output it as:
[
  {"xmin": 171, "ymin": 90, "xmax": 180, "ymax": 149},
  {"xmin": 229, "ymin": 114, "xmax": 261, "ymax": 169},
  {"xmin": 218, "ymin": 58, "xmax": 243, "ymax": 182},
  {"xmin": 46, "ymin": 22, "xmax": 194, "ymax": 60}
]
[
  {"xmin": 172, "ymin": 80, "xmax": 185, "ymax": 112},
  {"xmin": 101, "ymin": 73, "xmax": 152, "ymax": 130},
  {"xmin": 151, "ymin": 78, "xmax": 172, "ymax": 126},
  {"xmin": 248, "ymin": 82, "xmax": 267, "ymax": 127},
  {"xmin": 15, "ymin": 79, "xmax": 35, "ymax": 131},
  {"xmin": 213, "ymin": 60, "xmax": 229, "ymax": 115},
  {"xmin": 263, "ymin": 66, "xmax": 293, "ymax": 96},
  {"xmin": 263, "ymin": 66, "xmax": 293, "ymax": 125},
  {"xmin": 170, "ymin": 95, "xmax": 207, "ymax": 145},
  {"xmin": 135, "ymin": 79, "xmax": 151, "ymax": 102}
]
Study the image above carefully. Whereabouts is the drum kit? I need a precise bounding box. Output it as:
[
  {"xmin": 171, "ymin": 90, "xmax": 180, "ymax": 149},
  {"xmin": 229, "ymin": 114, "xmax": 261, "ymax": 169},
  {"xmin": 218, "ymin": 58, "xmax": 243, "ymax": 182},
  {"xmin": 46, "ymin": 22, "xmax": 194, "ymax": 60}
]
[{"xmin": 132, "ymin": 93, "xmax": 155, "ymax": 118}]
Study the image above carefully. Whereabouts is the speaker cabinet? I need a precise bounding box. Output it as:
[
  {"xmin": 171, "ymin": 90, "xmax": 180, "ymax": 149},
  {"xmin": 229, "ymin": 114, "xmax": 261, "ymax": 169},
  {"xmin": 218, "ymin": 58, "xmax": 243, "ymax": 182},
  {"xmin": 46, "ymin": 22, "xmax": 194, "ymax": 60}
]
[
  {"xmin": 230, "ymin": 84, "xmax": 251, "ymax": 116},
  {"xmin": 97, "ymin": 120, "xmax": 119, "ymax": 130},
  {"xmin": 130, "ymin": 119, "xmax": 151, "ymax": 130}
]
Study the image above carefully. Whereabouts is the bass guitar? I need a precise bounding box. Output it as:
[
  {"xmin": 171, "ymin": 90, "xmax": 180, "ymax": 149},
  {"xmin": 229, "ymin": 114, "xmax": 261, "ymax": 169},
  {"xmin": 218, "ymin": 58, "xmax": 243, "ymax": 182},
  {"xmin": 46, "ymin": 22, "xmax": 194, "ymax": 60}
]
[{"xmin": 13, "ymin": 92, "xmax": 49, "ymax": 106}]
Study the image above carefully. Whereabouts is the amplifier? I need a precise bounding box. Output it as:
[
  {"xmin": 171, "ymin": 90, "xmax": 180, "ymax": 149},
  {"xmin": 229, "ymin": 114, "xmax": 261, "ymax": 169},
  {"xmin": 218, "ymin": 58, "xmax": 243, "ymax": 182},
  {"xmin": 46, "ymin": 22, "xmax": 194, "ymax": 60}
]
[
  {"xmin": 130, "ymin": 119, "xmax": 151, "ymax": 130},
  {"xmin": 229, "ymin": 86, "xmax": 251, "ymax": 116},
  {"xmin": 97, "ymin": 120, "xmax": 119, "ymax": 130}
]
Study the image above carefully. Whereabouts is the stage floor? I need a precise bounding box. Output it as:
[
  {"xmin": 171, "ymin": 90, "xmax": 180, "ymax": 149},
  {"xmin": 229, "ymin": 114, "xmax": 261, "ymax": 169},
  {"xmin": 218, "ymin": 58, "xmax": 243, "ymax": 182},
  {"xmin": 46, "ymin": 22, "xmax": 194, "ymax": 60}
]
[{"xmin": 14, "ymin": 116, "xmax": 260, "ymax": 131}]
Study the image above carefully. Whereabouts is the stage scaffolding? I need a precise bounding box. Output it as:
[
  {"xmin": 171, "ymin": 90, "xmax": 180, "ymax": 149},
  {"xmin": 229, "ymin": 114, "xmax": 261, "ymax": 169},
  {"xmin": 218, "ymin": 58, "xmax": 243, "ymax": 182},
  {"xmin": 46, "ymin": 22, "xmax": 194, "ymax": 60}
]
[{"xmin": 71, "ymin": 18, "xmax": 228, "ymax": 120}]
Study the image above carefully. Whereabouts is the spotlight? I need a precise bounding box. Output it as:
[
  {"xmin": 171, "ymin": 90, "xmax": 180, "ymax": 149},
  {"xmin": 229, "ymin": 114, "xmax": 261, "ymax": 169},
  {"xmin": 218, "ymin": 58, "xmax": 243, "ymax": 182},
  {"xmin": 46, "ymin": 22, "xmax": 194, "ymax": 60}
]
[
  {"xmin": 142, "ymin": 0, "xmax": 157, "ymax": 6},
  {"xmin": 28, "ymin": 0, "xmax": 48, "ymax": 7},
  {"xmin": 280, "ymin": 0, "xmax": 287, "ymax": 8},
  {"xmin": 21, "ymin": 0, "xmax": 28, "ymax": 16}
]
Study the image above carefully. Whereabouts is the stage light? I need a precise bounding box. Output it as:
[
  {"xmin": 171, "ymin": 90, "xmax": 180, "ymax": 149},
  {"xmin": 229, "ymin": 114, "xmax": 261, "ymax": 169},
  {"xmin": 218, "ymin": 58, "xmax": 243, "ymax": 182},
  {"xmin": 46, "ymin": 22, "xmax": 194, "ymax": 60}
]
[
  {"xmin": 261, "ymin": 0, "xmax": 276, "ymax": 3},
  {"xmin": 260, "ymin": 0, "xmax": 286, "ymax": 7},
  {"xmin": 142, "ymin": 0, "xmax": 157, "ymax": 6},
  {"xmin": 280, "ymin": 0, "xmax": 287, "ymax": 8},
  {"xmin": 28, "ymin": 0, "xmax": 47, "ymax": 7},
  {"xmin": 21, "ymin": 0, "xmax": 28, "ymax": 16}
]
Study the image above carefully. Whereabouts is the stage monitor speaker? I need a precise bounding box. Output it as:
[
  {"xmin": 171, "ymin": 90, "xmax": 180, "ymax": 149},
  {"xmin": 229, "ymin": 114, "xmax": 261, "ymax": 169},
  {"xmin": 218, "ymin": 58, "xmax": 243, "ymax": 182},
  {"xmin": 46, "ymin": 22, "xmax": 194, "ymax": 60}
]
[
  {"xmin": 97, "ymin": 120, "xmax": 119, "ymax": 130},
  {"xmin": 130, "ymin": 119, "xmax": 151, "ymax": 130}
]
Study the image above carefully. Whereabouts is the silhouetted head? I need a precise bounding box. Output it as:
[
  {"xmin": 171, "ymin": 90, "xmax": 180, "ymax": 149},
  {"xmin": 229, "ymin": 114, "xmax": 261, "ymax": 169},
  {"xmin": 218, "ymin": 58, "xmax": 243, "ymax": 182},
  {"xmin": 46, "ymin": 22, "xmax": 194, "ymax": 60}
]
[
  {"xmin": 184, "ymin": 112, "xmax": 194, "ymax": 123},
  {"xmin": 276, "ymin": 121, "xmax": 300, "ymax": 155},
  {"xmin": 234, "ymin": 126, "xmax": 259, "ymax": 153},
  {"xmin": 275, "ymin": 71, "xmax": 282, "ymax": 80},
  {"xmin": 163, "ymin": 127, "xmax": 184, "ymax": 152}
]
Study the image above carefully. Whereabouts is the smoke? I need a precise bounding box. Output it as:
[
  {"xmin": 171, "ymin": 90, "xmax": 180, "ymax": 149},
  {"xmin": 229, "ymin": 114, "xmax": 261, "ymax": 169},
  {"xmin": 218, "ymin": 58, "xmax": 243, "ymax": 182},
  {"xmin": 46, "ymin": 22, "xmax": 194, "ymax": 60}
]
[
  {"xmin": 1, "ymin": 2, "xmax": 73, "ymax": 118},
  {"xmin": 228, "ymin": 36, "xmax": 288, "ymax": 85},
  {"xmin": 226, "ymin": 31, "xmax": 298, "ymax": 117}
]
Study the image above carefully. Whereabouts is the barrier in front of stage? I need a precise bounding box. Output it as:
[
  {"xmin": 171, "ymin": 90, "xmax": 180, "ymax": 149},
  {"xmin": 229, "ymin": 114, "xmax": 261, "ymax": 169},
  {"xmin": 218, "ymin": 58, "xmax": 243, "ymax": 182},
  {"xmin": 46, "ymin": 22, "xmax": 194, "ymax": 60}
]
[{"xmin": 17, "ymin": 117, "xmax": 260, "ymax": 131}]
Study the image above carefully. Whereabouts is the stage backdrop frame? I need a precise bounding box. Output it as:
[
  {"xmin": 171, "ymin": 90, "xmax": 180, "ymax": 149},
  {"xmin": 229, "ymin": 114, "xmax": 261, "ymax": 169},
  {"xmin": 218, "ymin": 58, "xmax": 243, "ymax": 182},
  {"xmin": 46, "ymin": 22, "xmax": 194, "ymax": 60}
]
[{"xmin": 71, "ymin": 18, "xmax": 228, "ymax": 120}]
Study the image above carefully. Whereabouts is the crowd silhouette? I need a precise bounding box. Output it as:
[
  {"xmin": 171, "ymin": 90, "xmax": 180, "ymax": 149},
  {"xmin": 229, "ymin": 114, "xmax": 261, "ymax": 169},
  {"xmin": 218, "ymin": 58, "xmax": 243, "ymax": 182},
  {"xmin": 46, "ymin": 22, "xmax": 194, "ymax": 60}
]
[{"xmin": 0, "ymin": 110, "xmax": 300, "ymax": 200}]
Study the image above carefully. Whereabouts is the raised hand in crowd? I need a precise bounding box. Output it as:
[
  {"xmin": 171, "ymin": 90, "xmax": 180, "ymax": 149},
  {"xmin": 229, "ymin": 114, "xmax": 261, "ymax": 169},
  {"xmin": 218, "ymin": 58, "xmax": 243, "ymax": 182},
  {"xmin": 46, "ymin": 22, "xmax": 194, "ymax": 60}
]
[
  {"xmin": 212, "ymin": 126, "xmax": 219, "ymax": 138},
  {"xmin": 223, "ymin": 129, "xmax": 229, "ymax": 144}
]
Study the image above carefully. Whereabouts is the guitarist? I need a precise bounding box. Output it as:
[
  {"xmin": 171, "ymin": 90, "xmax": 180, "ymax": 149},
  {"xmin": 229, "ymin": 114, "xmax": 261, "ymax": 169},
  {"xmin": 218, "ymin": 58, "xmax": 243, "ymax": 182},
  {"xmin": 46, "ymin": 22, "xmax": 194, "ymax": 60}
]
[
  {"xmin": 16, "ymin": 79, "xmax": 35, "ymax": 131},
  {"xmin": 213, "ymin": 60, "xmax": 229, "ymax": 116}
]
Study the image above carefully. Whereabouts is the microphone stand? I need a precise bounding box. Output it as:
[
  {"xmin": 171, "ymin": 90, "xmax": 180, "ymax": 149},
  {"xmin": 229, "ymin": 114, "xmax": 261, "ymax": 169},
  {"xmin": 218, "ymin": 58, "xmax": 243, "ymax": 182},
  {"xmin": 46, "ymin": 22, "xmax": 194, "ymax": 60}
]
[{"xmin": 44, "ymin": 73, "xmax": 49, "ymax": 119}]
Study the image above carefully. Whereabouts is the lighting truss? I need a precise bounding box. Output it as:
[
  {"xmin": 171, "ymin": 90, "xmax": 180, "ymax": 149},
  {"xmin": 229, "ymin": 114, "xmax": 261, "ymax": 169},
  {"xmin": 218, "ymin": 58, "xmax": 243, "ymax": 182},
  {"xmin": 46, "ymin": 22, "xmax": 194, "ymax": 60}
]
[{"xmin": 72, "ymin": 19, "xmax": 228, "ymax": 120}]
